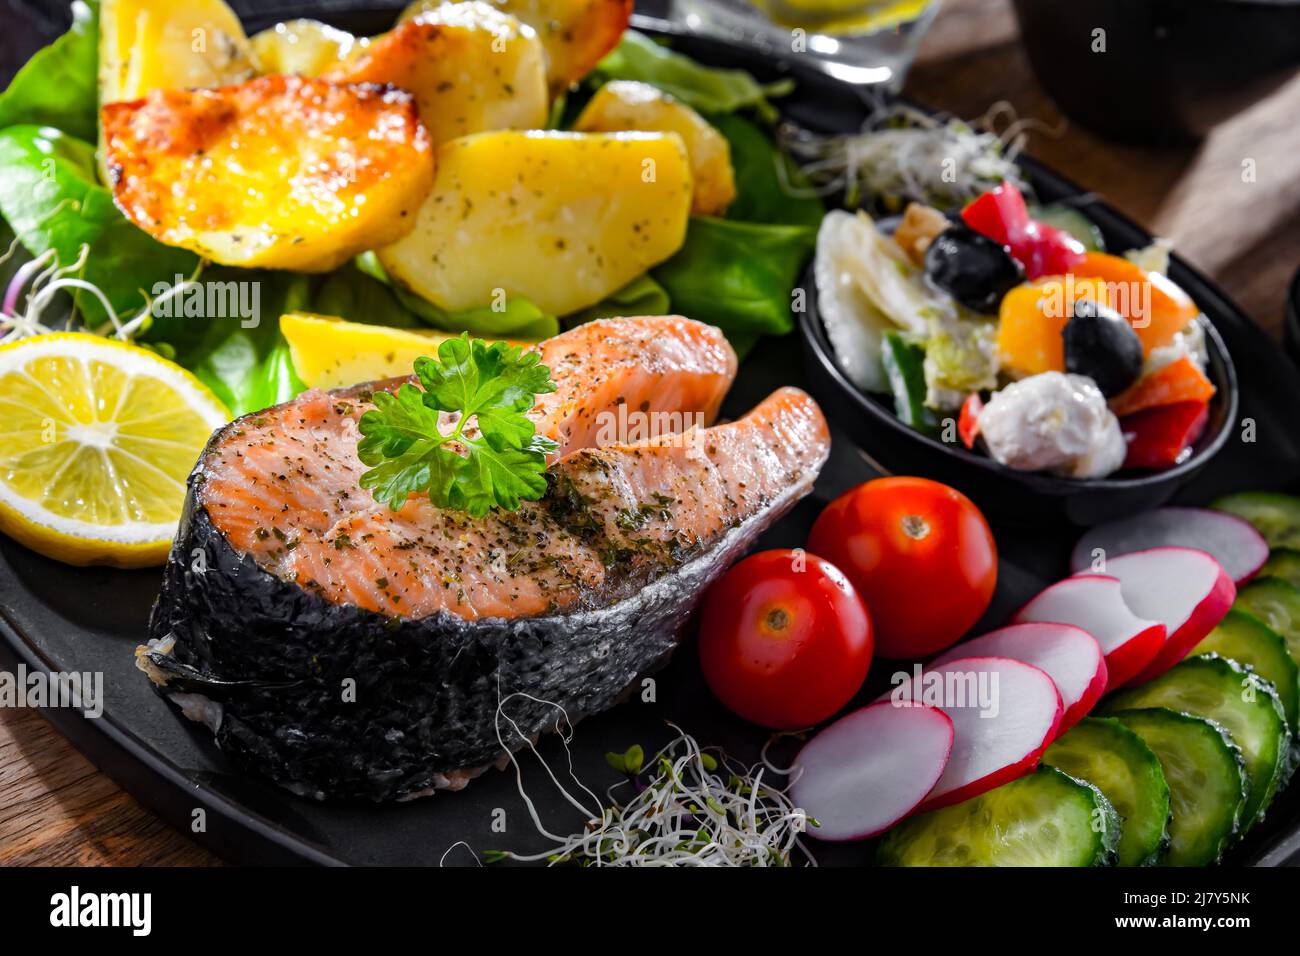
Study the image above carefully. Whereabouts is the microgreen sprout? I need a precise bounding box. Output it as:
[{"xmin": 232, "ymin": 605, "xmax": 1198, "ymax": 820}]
[
  {"xmin": 0, "ymin": 240, "xmax": 205, "ymax": 344},
  {"xmin": 778, "ymin": 100, "xmax": 1042, "ymax": 212},
  {"xmin": 483, "ymin": 692, "xmax": 816, "ymax": 867}
]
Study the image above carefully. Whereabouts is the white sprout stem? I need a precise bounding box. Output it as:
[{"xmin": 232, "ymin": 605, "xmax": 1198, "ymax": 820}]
[
  {"xmin": 116, "ymin": 276, "xmax": 204, "ymax": 340},
  {"xmin": 481, "ymin": 713, "xmax": 816, "ymax": 867},
  {"xmin": 3, "ymin": 248, "xmax": 56, "ymax": 317},
  {"xmin": 25, "ymin": 278, "xmax": 118, "ymax": 336}
]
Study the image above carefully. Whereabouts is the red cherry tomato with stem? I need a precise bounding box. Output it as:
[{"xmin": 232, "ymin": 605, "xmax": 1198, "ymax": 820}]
[
  {"xmin": 807, "ymin": 477, "xmax": 997, "ymax": 659},
  {"xmin": 697, "ymin": 549, "xmax": 873, "ymax": 729}
]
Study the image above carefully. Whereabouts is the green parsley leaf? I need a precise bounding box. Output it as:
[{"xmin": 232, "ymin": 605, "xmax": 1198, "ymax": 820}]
[{"xmin": 356, "ymin": 334, "xmax": 559, "ymax": 516}]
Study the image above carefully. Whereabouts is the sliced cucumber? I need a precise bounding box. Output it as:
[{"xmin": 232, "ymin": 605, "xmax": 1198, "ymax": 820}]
[
  {"xmin": 1260, "ymin": 548, "xmax": 1300, "ymax": 591},
  {"xmin": 1111, "ymin": 708, "xmax": 1247, "ymax": 865},
  {"xmin": 1042, "ymin": 717, "xmax": 1170, "ymax": 866},
  {"xmin": 1213, "ymin": 491, "xmax": 1300, "ymax": 549},
  {"xmin": 1235, "ymin": 577, "xmax": 1300, "ymax": 669},
  {"xmin": 1192, "ymin": 608, "xmax": 1300, "ymax": 731},
  {"xmin": 876, "ymin": 766, "xmax": 1119, "ymax": 867},
  {"xmin": 1029, "ymin": 203, "xmax": 1106, "ymax": 253},
  {"xmin": 1103, "ymin": 655, "xmax": 1290, "ymax": 828}
]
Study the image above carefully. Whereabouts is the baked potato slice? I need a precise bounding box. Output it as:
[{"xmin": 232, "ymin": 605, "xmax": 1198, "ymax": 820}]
[
  {"xmin": 377, "ymin": 130, "xmax": 692, "ymax": 316},
  {"xmin": 324, "ymin": 2, "xmax": 547, "ymax": 146},
  {"xmin": 249, "ymin": 19, "xmax": 370, "ymax": 77},
  {"xmin": 102, "ymin": 75, "xmax": 434, "ymax": 272},
  {"xmin": 574, "ymin": 80, "xmax": 736, "ymax": 216},
  {"xmin": 99, "ymin": 0, "xmax": 256, "ymax": 104},
  {"xmin": 400, "ymin": 0, "xmax": 632, "ymax": 93}
]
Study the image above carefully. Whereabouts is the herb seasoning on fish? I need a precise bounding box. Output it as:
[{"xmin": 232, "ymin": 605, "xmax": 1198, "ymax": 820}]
[{"xmin": 140, "ymin": 318, "xmax": 829, "ymax": 801}]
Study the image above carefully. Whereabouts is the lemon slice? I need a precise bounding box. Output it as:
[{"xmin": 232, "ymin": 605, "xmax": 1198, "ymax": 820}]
[
  {"xmin": 0, "ymin": 333, "xmax": 230, "ymax": 567},
  {"xmin": 281, "ymin": 311, "xmax": 466, "ymax": 390}
]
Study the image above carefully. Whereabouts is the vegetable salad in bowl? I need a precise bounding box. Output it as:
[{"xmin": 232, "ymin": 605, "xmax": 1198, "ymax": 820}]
[{"xmin": 814, "ymin": 178, "xmax": 1218, "ymax": 480}]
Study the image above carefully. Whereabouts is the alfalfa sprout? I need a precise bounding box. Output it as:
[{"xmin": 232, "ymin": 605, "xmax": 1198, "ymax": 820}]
[
  {"xmin": 480, "ymin": 692, "xmax": 816, "ymax": 867},
  {"xmin": 778, "ymin": 100, "xmax": 1058, "ymax": 211}
]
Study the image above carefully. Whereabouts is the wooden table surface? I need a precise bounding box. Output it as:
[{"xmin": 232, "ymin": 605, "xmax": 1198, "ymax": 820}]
[{"xmin": 3, "ymin": 0, "xmax": 1299, "ymax": 867}]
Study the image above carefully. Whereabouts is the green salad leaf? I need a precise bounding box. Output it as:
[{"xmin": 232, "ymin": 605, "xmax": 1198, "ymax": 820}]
[
  {"xmin": 0, "ymin": 0, "xmax": 99, "ymax": 142},
  {"xmin": 564, "ymin": 273, "xmax": 671, "ymax": 327},
  {"xmin": 141, "ymin": 268, "xmax": 310, "ymax": 416},
  {"xmin": 357, "ymin": 336, "xmax": 559, "ymax": 516},
  {"xmin": 310, "ymin": 260, "xmax": 422, "ymax": 329},
  {"xmin": 0, "ymin": 124, "xmax": 199, "ymax": 321},
  {"xmin": 709, "ymin": 112, "xmax": 824, "ymax": 227},
  {"xmin": 652, "ymin": 217, "xmax": 816, "ymax": 345},
  {"xmin": 594, "ymin": 30, "xmax": 793, "ymax": 121}
]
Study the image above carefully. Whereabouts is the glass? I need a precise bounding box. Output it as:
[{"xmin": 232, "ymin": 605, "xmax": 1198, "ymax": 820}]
[{"xmin": 669, "ymin": 0, "xmax": 942, "ymax": 89}]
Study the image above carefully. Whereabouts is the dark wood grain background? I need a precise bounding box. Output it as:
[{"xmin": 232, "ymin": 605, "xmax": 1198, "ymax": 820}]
[{"xmin": 2, "ymin": 0, "xmax": 1299, "ymax": 866}]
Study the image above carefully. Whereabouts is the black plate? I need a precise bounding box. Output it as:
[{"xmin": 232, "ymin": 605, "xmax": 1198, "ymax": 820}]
[{"xmin": 5, "ymin": 11, "xmax": 1300, "ymax": 866}]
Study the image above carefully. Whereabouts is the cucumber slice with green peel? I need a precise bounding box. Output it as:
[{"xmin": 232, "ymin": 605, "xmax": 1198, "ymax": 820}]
[
  {"xmin": 1213, "ymin": 491, "xmax": 1300, "ymax": 549},
  {"xmin": 1259, "ymin": 549, "xmax": 1300, "ymax": 591},
  {"xmin": 1192, "ymin": 608, "xmax": 1300, "ymax": 731},
  {"xmin": 876, "ymin": 766, "xmax": 1119, "ymax": 867},
  {"xmin": 1028, "ymin": 204, "xmax": 1106, "ymax": 252},
  {"xmin": 1043, "ymin": 717, "xmax": 1170, "ymax": 867},
  {"xmin": 1111, "ymin": 709, "xmax": 1247, "ymax": 866},
  {"xmin": 1235, "ymin": 577, "xmax": 1300, "ymax": 669},
  {"xmin": 1103, "ymin": 655, "xmax": 1290, "ymax": 828}
]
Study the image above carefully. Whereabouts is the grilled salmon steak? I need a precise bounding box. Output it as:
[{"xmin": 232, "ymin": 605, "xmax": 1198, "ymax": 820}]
[{"xmin": 142, "ymin": 317, "xmax": 829, "ymax": 800}]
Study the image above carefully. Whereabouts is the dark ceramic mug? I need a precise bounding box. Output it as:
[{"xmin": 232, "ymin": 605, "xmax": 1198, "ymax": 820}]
[{"xmin": 1012, "ymin": 0, "xmax": 1300, "ymax": 145}]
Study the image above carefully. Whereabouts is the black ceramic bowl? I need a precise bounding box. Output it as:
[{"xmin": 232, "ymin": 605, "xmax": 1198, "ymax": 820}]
[
  {"xmin": 799, "ymin": 265, "xmax": 1238, "ymax": 527},
  {"xmin": 1012, "ymin": 0, "xmax": 1300, "ymax": 145},
  {"xmin": 1286, "ymin": 265, "xmax": 1300, "ymax": 367}
]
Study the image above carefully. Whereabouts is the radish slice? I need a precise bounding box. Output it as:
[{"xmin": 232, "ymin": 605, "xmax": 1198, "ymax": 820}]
[
  {"xmin": 931, "ymin": 623, "xmax": 1107, "ymax": 736},
  {"xmin": 790, "ymin": 702, "xmax": 954, "ymax": 841},
  {"xmin": 1070, "ymin": 507, "xmax": 1268, "ymax": 585},
  {"xmin": 880, "ymin": 656, "xmax": 1063, "ymax": 811},
  {"xmin": 1013, "ymin": 575, "xmax": 1167, "ymax": 691},
  {"xmin": 1080, "ymin": 547, "xmax": 1236, "ymax": 685}
]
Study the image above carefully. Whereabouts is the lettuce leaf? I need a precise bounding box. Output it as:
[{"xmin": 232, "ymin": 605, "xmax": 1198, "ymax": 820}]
[
  {"xmin": 594, "ymin": 30, "xmax": 793, "ymax": 121},
  {"xmin": 564, "ymin": 273, "xmax": 671, "ymax": 327},
  {"xmin": 652, "ymin": 217, "xmax": 815, "ymax": 343},
  {"xmin": 0, "ymin": 124, "xmax": 198, "ymax": 321},
  {"xmin": 709, "ymin": 112, "xmax": 824, "ymax": 227},
  {"xmin": 0, "ymin": 0, "xmax": 99, "ymax": 142},
  {"xmin": 140, "ymin": 268, "xmax": 311, "ymax": 416},
  {"xmin": 310, "ymin": 260, "xmax": 422, "ymax": 329}
]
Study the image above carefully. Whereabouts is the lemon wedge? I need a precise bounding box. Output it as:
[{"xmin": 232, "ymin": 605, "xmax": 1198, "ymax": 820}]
[
  {"xmin": 0, "ymin": 333, "xmax": 229, "ymax": 567},
  {"xmin": 280, "ymin": 311, "xmax": 467, "ymax": 390}
]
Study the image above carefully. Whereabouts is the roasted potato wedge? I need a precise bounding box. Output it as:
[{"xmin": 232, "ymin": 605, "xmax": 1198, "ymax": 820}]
[
  {"xmin": 249, "ymin": 19, "xmax": 370, "ymax": 77},
  {"xmin": 280, "ymin": 312, "xmax": 462, "ymax": 390},
  {"xmin": 102, "ymin": 75, "xmax": 434, "ymax": 272},
  {"xmin": 574, "ymin": 80, "xmax": 736, "ymax": 216},
  {"xmin": 378, "ymin": 130, "xmax": 692, "ymax": 316},
  {"xmin": 324, "ymin": 3, "xmax": 547, "ymax": 146},
  {"xmin": 99, "ymin": 0, "xmax": 256, "ymax": 104},
  {"xmin": 400, "ymin": 0, "xmax": 632, "ymax": 93}
]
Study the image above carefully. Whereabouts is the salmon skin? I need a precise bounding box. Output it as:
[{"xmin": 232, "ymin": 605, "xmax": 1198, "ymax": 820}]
[{"xmin": 141, "ymin": 317, "xmax": 829, "ymax": 801}]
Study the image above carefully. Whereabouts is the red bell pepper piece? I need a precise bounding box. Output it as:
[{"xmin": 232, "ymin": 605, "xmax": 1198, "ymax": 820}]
[
  {"xmin": 1120, "ymin": 400, "xmax": 1209, "ymax": 470},
  {"xmin": 962, "ymin": 181, "xmax": 1086, "ymax": 280},
  {"xmin": 958, "ymin": 392, "xmax": 984, "ymax": 449}
]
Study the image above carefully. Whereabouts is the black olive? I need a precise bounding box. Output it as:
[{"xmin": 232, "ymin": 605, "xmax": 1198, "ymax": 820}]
[
  {"xmin": 1063, "ymin": 298, "xmax": 1144, "ymax": 397},
  {"xmin": 923, "ymin": 224, "xmax": 1024, "ymax": 314}
]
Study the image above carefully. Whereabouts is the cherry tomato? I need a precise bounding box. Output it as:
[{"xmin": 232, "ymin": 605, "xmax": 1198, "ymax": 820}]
[
  {"xmin": 697, "ymin": 549, "xmax": 873, "ymax": 729},
  {"xmin": 807, "ymin": 477, "xmax": 997, "ymax": 659}
]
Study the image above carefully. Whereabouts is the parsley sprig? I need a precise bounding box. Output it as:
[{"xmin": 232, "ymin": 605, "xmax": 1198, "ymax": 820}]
[{"xmin": 357, "ymin": 335, "xmax": 558, "ymax": 516}]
